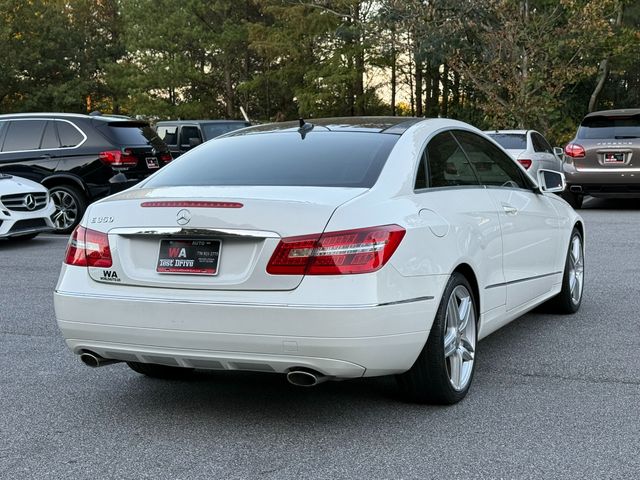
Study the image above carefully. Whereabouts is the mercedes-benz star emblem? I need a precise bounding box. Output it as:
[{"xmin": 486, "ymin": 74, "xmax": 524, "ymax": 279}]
[
  {"xmin": 176, "ymin": 209, "xmax": 191, "ymax": 226},
  {"xmin": 23, "ymin": 194, "xmax": 37, "ymax": 211}
]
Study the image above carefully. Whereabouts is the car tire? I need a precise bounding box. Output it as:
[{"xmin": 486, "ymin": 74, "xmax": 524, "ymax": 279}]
[
  {"xmin": 49, "ymin": 185, "xmax": 86, "ymax": 234},
  {"xmin": 561, "ymin": 190, "xmax": 583, "ymax": 209},
  {"xmin": 126, "ymin": 361, "xmax": 194, "ymax": 379},
  {"xmin": 543, "ymin": 228, "xmax": 584, "ymax": 314},
  {"xmin": 397, "ymin": 272, "xmax": 478, "ymax": 405}
]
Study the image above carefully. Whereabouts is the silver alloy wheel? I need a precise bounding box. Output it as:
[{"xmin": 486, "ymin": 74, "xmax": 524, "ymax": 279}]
[
  {"xmin": 50, "ymin": 189, "xmax": 79, "ymax": 231},
  {"xmin": 568, "ymin": 235, "xmax": 584, "ymax": 304},
  {"xmin": 443, "ymin": 285, "xmax": 476, "ymax": 391}
]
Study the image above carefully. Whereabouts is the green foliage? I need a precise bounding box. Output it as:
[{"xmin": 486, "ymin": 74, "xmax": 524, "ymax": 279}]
[{"xmin": 0, "ymin": 0, "xmax": 637, "ymax": 141}]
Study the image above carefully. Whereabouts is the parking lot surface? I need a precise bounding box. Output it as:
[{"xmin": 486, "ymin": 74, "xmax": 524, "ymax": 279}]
[{"xmin": 1, "ymin": 197, "xmax": 639, "ymax": 479}]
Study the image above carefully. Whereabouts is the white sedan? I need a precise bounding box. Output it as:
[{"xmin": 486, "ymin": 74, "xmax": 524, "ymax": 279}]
[
  {"xmin": 0, "ymin": 174, "xmax": 55, "ymax": 239},
  {"xmin": 54, "ymin": 117, "xmax": 584, "ymax": 404},
  {"xmin": 485, "ymin": 129, "xmax": 563, "ymax": 178}
]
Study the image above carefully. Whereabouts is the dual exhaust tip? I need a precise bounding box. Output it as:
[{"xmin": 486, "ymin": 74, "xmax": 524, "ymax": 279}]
[{"xmin": 80, "ymin": 352, "xmax": 330, "ymax": 387}]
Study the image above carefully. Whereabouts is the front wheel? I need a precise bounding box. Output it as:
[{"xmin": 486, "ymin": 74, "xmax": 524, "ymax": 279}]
[
  {"xmin": 397, "ymin": 273, "xmax": 478, "ymax": 404},
  {"xmin": 544, "ymin": 228, "xmax": 584, "ymax": 314}
]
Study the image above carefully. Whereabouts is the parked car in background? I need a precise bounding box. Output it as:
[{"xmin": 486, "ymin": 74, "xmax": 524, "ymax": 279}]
[
  {"xmin": 55, "ymin": 117, "xmax": 584, "ymax": 405},
  {"xmin": 485, "ymin": 130, "xmax": 563, "ymax": 179},
  {"xmin": 155, "ymin": 120, "xmax": 251, "ymax": 157},
  {"xmin": 0, "ymin": 173, "xmax": 55, "ymax": 240},
  {"xmin": 562, "ymin": 108, "xmax": 640, "ymax": 209},
  {"xmin": 0, "ymin": 113, "xmax": 172, "ymax": 233}
]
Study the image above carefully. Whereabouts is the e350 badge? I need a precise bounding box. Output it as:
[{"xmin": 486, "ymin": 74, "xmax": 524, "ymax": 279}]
[{"xmin": 100, "ymin": 270, "xmax": 121, "ymax": 282}]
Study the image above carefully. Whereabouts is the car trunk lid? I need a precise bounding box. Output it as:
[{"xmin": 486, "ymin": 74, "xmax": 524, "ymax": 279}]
[{"xmin": 86, "ymin": 186, "xmax": 366, "ymax": 291}]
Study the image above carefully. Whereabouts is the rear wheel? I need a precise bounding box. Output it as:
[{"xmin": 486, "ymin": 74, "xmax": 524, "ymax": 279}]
[
  {"xmin": 127, "ymin": 362, "xmax": 194, "ymax": 379},
  {"xmin": 49, "ymin": 185, "xmax": 86, "ymax": 234},
  {"xmin": 561, "ymin": 190, "xmax": 583, "ymax": 209},
  {"xmin": 544, "ymin": 228, "xmax": 584, "ymax": 314},
  {"xmin": 397, "ymin": 273, "xmax": 477, "ymax": 404}
]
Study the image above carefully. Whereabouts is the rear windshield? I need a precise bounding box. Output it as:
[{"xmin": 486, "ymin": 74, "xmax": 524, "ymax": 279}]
[
  {"xmin": 486, "ymin": 133, "xmax": 527, "ymax": 150},
  {"xmin": 577, "ymin": 116, "xmax": 640, "ymax": 139},
  {"xmin": 144, "ymin": 132, "xmax": 398, "ymax": 188},
  {"xmin": 201, "ymin": 123, "xmax": 249, "ymax": 140},
  {"xmin": 97, "ymin": 121, "xmax": 165, "ymax": 147}
]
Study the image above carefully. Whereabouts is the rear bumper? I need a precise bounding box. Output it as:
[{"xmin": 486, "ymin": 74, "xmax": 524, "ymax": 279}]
[
  {"xmin": 54, "ymin": 290, "xmax": 437, "ymax": 378},
  {"xmin": 563, "ymin": 163, "xmax": 640, "ymax": 197}
]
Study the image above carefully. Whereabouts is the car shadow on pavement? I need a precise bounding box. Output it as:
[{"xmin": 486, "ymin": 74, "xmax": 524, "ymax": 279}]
[{"xmin": 582, "ymin": 197, "xmax": 640, "ymax": 210}]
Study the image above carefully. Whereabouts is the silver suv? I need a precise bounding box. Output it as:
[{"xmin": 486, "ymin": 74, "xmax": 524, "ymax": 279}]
[{"xmin": 562, "ymin": 108, "xmax": 640, "ymax": 208}]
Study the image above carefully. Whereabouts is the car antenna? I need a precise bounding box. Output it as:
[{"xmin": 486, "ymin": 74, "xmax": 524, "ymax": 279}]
[{"xmin": 298, "ymin": 118, "xmax": 314, "ymax": 139}]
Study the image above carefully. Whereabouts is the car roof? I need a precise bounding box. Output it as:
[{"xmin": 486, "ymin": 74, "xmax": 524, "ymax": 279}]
[
  {"xmin": 156, "ymin": 120, "xmax": 250, "ymax": 125},
  {"xmin": 228, "ymin": 117, "xmax": 425, "ymax": 136},
  {"xmin": 0, "ymin": 112, "xmax": 143, "ymax": 124},
  {"xmin": 484, "ymin": 130, "xmax": 531, "ymax": 135},
  {"xmin": 585, "ymin": 108, "xmax": 640, "ymax": 118}
]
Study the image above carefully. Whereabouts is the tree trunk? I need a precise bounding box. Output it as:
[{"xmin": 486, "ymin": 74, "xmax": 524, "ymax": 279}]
[
  {"xmin": 441, "ymin": 63, "xmax": 449, "ymax": 117},
  {"xmin": 588, "ymin": 1, "xmax": 624, "ymax": 112},
  {"xmin": 390, "ymin": 29, "xmax": 396, "ymax": 116},
  {"xmin": 415, "ymin": 51, "xmax": 423, "ymax": 117}
]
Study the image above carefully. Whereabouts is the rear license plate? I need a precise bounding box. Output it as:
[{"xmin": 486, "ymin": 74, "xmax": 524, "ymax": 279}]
[
  {"xmin": 604, "ymin": 152, "xmax": 624, "ymax": 163},
  {"xmin": 156, "ymin": 239, "xmax": 221, "ymax": 275},
  {"xmin": 146, "ymin": 157, "xmax": 160, "ymax": 169}
]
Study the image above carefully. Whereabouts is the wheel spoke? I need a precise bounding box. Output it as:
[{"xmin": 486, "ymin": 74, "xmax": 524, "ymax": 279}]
[
  {"xmin": 571, "ymin": 238, "xmax": 581, "ymax": 264},
  {"xmin": 447, "ymin": 294, "xmax": 459, "ymax": 330},
  {"xmin": 444, "ymin": 330, "xmax": 457, "ymax": 358},
  {"xmin": 458, "ymin": 296, "xmax": 471, "ymax": 331},
  {"xmin": 449, "ymin": 351, "xmax": 463, "ymax": 390}
]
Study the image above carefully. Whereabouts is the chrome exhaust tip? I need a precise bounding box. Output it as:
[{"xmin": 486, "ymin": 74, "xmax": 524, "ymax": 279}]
[
  {"xmin": 79, "ymin": 352, "xmax": 121, "ymax": 368},
  {"xmin": 286, "ymin": 369, "xmax": 329, "ymax": 387}
]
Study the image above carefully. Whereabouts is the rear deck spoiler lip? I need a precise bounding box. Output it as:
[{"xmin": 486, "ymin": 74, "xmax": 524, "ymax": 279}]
[{"xmin": 109, "ymin": 226, "xmax": 280, "ymax": 239}]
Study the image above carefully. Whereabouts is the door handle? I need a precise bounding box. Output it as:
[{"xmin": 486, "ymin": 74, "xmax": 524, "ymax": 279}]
[{"xmin": 502, "ymin": 204, "xmax": 518, "ymax": 215}]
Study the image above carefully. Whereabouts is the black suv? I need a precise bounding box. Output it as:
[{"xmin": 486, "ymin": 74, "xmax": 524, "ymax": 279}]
[
  {"xmin": 0, "ymin": 113, "xmax": 172, "ymax": 232},
  {"xmin": 155, "ymin": 120, "xmax": 250, "ymax": 157}
]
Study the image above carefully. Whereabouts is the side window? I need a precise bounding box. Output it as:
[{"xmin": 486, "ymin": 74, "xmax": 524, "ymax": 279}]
[
  {"xmin": 453, "ymin": 130, "xmax": 528, "ymax": 189},
  {"xmin": 426, "ymin": 131, "xmax": 480, "ymax": 188},
  {"xmin": 56, "ymin": 121, "xmax": 84, "ymax": 147},
  {"xmin": 180, "ymin": 126, "xmax": 202, "ymax": 146},
  {"xmin": 414, "ymin": 152, "xmax": 427, "ymax": 189},
  {"xmin": 157, "ymin": 126, "xmax": 178, "ymax": 145},
  {"xmin": 40, "ymin": 121, "xmax": 60, "ymax": 149},
  {"xmin": 534, "ymin": 133, "xmax": 553, "ymax": 154},
  {"xmin": 2, "ymin": 120, "xmax": 46, "ymax": 152}
]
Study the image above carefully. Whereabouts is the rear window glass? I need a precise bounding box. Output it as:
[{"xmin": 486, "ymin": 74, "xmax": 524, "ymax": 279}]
[
  {"xmin": 3, "ymin": 120, "xmax": 46, "ymax": 151},
  {"xmin": 486, "ymin": 133, "xmax": 527, "ymax": 150},
  {"xmin": 144, "ymin": 132, "xmax": 398, "ymax": 188},
  {"xmin": 156, "ymin": 126, "xmax": 177, "ymax": 145},
  {"xmin": 578, "ymin": 116, "xmax": 640, "ymax": 139},
  {"xmin": 98, "ymin": 121, "xmax": 164, "ymax": 147},
  {"xmin": 57, "ymin": 121, "xmax": 84, "ymax": 147},
  {"xmin": 201, "ymin": 123, "xmax": 248, "ymax": 140}
]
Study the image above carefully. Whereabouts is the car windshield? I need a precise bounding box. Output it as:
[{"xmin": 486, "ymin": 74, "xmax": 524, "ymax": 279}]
[
  {"xmin": 486, "ymin": 133, "xmax": 527, "ymax": 150},
  {"xmin": 144, "ymin": 131, "xmax": 398, "ymax": 188},
  {"xmin": 201, "ymin": 123, "xmax": 248, "ymax": 140},
  {"xmin": 577, "ymin": 116, "xmax": 640, "ymax": 139}
]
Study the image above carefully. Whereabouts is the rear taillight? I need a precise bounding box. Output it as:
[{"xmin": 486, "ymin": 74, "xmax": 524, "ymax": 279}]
[
  {"xmin": 99, "ymin": 149, "xmax": 138, "ymax": 167},
  {"xmin": 64, "ymin": 226, "xmax": 112, "ymax": 267},
  {"xmin": 267, "ymin": 225, "xmax": 406, "ymax": 275},
  {"xmin": 564, "ymin": 143, "xmax": 585, "ymax": 158},
  {"xmin": 160, "ymin": 153, "xmax": 172, "ymax": 162},
  {"xmin": 517, "ymin": 159, "xmax": 532, "ymax": 169}
]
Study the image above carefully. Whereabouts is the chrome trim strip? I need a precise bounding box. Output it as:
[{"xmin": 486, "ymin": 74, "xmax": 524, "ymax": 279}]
[
  {"xmin": 576, "ymin": 167, "xmax": 640, "ymax": 173},
  {"xmin": 54, "ymin": 290, "xmax": 433, "ymax": 309},
  {"xmin": 110, "ymin": 226, "xmax": 280, "ymax": 239},
  {"xmin": 485, "ymin": 271, "xmax": 563, "ymax": 289}
]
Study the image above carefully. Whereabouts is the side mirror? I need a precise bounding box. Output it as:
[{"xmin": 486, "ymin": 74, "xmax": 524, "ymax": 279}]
[
  {"xmin": 537, "ymin": 169, "xmax": 565, "ymax": 193},
  {"xmin": 188, "ymin": 137, "xmax": 202, "ymax": 148},
  {"xmin": 553, "ymin": 146, "xmax": 564, "ymax": 158}
]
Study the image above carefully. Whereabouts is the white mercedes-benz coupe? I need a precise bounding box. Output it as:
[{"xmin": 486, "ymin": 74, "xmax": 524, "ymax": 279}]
[
  {"xmin": 54, "ymin": 117, "xmax": 584, "ymax": 404},
  {"xmin": 1, "ymin": 174, "xmax": 55, "ymax": 239}
]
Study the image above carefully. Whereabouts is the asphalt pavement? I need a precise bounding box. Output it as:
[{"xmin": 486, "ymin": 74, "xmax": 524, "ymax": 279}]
[{"xmin": 1, "ymin": 197, "xmax": 639, "ymax": 479}]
